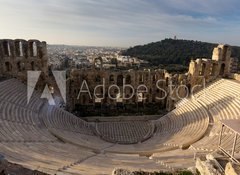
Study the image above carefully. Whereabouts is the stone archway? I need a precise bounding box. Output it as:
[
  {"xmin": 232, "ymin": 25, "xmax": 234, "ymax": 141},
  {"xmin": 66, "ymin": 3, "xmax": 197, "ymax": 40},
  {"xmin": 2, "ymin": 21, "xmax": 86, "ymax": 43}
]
[
  {"xmin": 117, "ymin": 75, "xmax": 123, "ymax": 86},
  {"xmin": 199, "ymin": 63, "xmax": 206, "ymax": 76},
  {"xmin": 31, "ymin": 61, "xmax": 35, "ymax": 70},
  {"xmin": 219, "ymin": 63, "xmax": 225, "ymax": 76},
  {"xmin": 211, "ymin": 63, "xmax": 218, "ymax": 76},
  {"xmin": 109, "ymin": 74, "xmax": 114, "ymax": 82},
  {"xmin": 125, "ymin": 74, "xmax": 131, "ymax": 84},
  {"xmin": 3, "ymin": 40, "xmax": 11, "ymax": 57},
  {"xmin": 5, "ymin": 62, "xmax": 12, "ymax": 72}
]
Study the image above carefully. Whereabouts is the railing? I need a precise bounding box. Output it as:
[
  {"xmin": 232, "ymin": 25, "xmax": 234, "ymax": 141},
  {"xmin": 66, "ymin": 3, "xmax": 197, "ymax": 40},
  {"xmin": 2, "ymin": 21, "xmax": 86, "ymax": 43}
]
[{"xmin": 218, "ymin": 122, "xmax": 240, "ymax": 165}]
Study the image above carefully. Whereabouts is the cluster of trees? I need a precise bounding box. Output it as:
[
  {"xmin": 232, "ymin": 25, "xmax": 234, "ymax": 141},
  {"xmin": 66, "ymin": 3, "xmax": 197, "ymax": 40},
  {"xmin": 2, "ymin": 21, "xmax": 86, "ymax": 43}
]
[{"xmin": 122, "ymin": 39, "xmax": 240, "ymax": 73}]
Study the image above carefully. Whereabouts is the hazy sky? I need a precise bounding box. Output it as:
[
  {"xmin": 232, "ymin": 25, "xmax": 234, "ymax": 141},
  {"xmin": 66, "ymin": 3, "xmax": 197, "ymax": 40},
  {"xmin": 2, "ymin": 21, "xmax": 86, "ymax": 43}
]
[{"xmin": 0, "ymin": 0, "xmax": 240, "ymax": 47}]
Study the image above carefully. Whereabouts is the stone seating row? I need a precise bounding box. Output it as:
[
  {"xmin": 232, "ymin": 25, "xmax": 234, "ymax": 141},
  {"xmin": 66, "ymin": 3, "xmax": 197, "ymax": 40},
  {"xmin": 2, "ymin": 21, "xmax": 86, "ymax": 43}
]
[
  {"xmin": 0, "ymin": 101, "xmax": 39, "ymax": 124},
  {"xmin": 196, "ymin": 79, "xmax": 240, "ymax": 108},
  {"xmin": 190, "ymin": 79, "xmax": 240, "ymax": 152},
  {"xmin": 0, "ymin": 118, "xmax": 56, "ymax": 142},
  {"xmin": 0, "ymin": 79, "xmax": 44, "ymax": 112},
  {"xmin": 104, "ymin": 99, "xmax": 209, "ymax": 154},
  {"xmin": 43, "ymin": 105, "xmax": 94, "ymax": 135},
  {"xmin": 63, "ymin": 153, "xmax": 164, "ymax": 175},
  {"xmin": 96, "ymin": 121, "xmax": 154, "ymax": 144},
  {"xmin": 153, "ymin": 99, "xmax": 209, "ymax": 148},
  {"xmin": 0, "ymin": 142, "xmax": 95, "ymax": 174}
]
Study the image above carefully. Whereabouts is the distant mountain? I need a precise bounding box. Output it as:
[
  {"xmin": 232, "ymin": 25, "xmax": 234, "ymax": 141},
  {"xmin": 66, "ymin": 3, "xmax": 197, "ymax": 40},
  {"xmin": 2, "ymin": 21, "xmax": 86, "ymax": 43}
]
[{"xmin": 122, "ymin": 39, "xmax": 240, "ymax": 73}]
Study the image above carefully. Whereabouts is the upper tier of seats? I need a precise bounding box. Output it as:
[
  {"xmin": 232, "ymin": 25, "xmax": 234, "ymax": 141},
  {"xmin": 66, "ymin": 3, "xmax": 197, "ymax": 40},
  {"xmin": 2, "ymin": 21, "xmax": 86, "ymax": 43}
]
[
  {"xmin": 0, "ymin": 79, "xmax": 44, "ymax": 112},
  {"xmin": 190, "ymin": 79, "xmax": 240, "ymax": 154}
]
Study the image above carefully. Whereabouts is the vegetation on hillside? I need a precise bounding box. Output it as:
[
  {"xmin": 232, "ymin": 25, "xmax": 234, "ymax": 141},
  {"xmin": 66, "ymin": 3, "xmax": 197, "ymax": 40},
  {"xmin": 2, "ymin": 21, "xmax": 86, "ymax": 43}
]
[{"xmin": 122, "ymin": 39, "xmax": 240, "ymax": 73}]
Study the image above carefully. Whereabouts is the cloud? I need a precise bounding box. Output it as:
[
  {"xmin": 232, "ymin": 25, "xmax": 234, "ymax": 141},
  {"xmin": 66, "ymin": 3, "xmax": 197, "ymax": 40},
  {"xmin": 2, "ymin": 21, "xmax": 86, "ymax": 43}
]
[{"xmin": 0, "ymin": 0, "xmax": 239, "ymax": 46}]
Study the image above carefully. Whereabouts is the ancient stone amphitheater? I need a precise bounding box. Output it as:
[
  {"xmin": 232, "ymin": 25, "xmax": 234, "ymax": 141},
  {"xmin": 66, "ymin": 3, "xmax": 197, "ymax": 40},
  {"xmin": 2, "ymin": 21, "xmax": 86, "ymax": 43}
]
[
  {"xmin": 0, "ymin": 40, "xmax": 240, "ymax": 174},
  {"xmin": 0, "ymin": 76, "xmax": 240, "ymax": 174}
]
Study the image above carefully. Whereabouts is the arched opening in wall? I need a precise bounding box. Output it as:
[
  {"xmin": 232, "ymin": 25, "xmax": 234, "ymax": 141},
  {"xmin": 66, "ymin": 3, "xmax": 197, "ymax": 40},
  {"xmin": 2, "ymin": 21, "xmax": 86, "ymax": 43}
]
[
  {"xmin": 117, "ymin": 75, "xmax": 123, "ymax": 86},
  {"xmin": 3, "ymin": 41, "xmax": 10, "ymax": 57},
  {"xmin": 126, "ymin": 75, "xmax": 131, "ymax": 84},
  {"xmin": 211, "ymin": 63, "xmax": 218, "ymax": 76},
  {"xmin": 95, "ymin": 75, "xmax": 101, "ymax": 83},
  {"xmin": 152, "ymin": 74, "xmax": 157, "ymax": 83},
  {"xmin": 22, "ymin": 63, "xmax": 25, "ymax": 71},
  {"xmin": 139, "ymin": 74, "xmax": 144, "ymax": 83},
  {"xmin": 17, "ymin": 62, "xmax": 21, "ymax": 71},
  {"xmin": 220, "ymin": 63, "xmax": 225, "ymax": 76},
  {"xmin": 15, "ymin": 41, "xmax": 23, "ymax": 57},
  {"xmin": 109, "ymin": 75, "xmax": 114, "ymax": 82},
  {"xmin": 145, "ymin": 74, "xmax": 149, "ymax": 81},
  {"xmin": 31, "ymin": 61, "xmax": 35, "ymax": 70},
  {"xmin": 5, "ymin": 62, "xmax": 12, "ymax": 72},
  {"xmin": 199, "ymin": 63, "xmax": 206, "ymax": 76},
  {"xmin": 30, "ymin": 42, "xmax": 37, "ymax": 57}
]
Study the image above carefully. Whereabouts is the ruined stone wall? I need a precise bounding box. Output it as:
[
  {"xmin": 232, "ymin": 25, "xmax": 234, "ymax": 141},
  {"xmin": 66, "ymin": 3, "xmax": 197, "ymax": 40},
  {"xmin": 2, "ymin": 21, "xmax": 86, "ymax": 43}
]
[
  {"xmin": 188, "ymin": 44, "xmax": 233, "ymax": 88},
  {"xmin": 0, "ymin": 39, "xmax": 48, "ymax": 82},
  {"xmin": 67, "ymin": 68, "xmax": 169, "ymax": 113},
  {"xmin": 1, "ymin": 40, "xmax": 236, "ymax": 115},
  {"xmin": 165, "ymin": 73, "xmax": 189, "ymax": 111},
  {"xmin": 230, "ymin": 57, "xmax": 238, "ymax": 73},
  {"xmin": 67, "ymin": 44, "xmax": 236, "ymax": 114}
]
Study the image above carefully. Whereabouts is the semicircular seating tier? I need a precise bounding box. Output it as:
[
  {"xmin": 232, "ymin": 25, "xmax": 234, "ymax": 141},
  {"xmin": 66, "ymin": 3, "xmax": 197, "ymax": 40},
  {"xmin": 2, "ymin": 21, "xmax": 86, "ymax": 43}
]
[
  {"xmin": 0, "ymin": 78, "xmax": 240, "ymax": 174},
  {"xmin": 190, "ymin": 79, "xmax": 240, "ymax": 153}
]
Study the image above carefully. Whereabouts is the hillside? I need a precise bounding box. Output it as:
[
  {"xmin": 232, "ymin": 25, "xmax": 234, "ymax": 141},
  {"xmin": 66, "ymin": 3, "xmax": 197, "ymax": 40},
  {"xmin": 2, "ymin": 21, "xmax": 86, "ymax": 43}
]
[{"xmin": 122, "ymin": 39, "xmax": 240, "ymax": 73}]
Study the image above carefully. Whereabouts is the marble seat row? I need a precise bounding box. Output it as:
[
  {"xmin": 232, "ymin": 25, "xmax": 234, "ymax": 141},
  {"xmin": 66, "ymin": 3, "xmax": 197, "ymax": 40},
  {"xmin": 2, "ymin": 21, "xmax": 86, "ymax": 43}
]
[
  {"xmin": 193, "ymin": 78, "xmax": 225, "ymax": 99},
  {"xmin": 0, "ymin": 142, "xmax": 95, "ymax": 174},
  {"xmin": 153, "ymin": 99, "xmax": 209, "ymax": 148},
  {"xmin": 0, "ymin": 118, "xmax": 56, "ymax": 142},
  {"xmin": 0, "ymin": 79, "xmax": 44, "ymax": 112},
  {"xmin": 104, "ymin": 99, "xmax": 209, "ymax": 154},
  {"xmin": 62, "ymin": 153, "xmax": 165, "ymax": 175},
  {"xmin": 190, "ymin": 79, "xmax": 240, "ymax": 153},
  {"xmin": 196, "ymin": 79, "xmax": 240, "ymax": 108},
  {"xmin": 43, "ymin": 105, "xmax": 94, "ymax": 135},
  {"xmin": 96, "ymin": 121, "xmax": 154, "ymax": 144},
  {"xmin": 0, "ymin": 101, "xmax": 39, "ymax": 124}
]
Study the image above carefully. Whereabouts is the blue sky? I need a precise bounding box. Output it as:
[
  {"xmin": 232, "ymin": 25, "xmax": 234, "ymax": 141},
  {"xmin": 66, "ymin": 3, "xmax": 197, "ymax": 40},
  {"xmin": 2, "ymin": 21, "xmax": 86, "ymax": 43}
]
[{"xmin": 0, "ymin": 0, "xmax": 240, "ymax": 47}]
